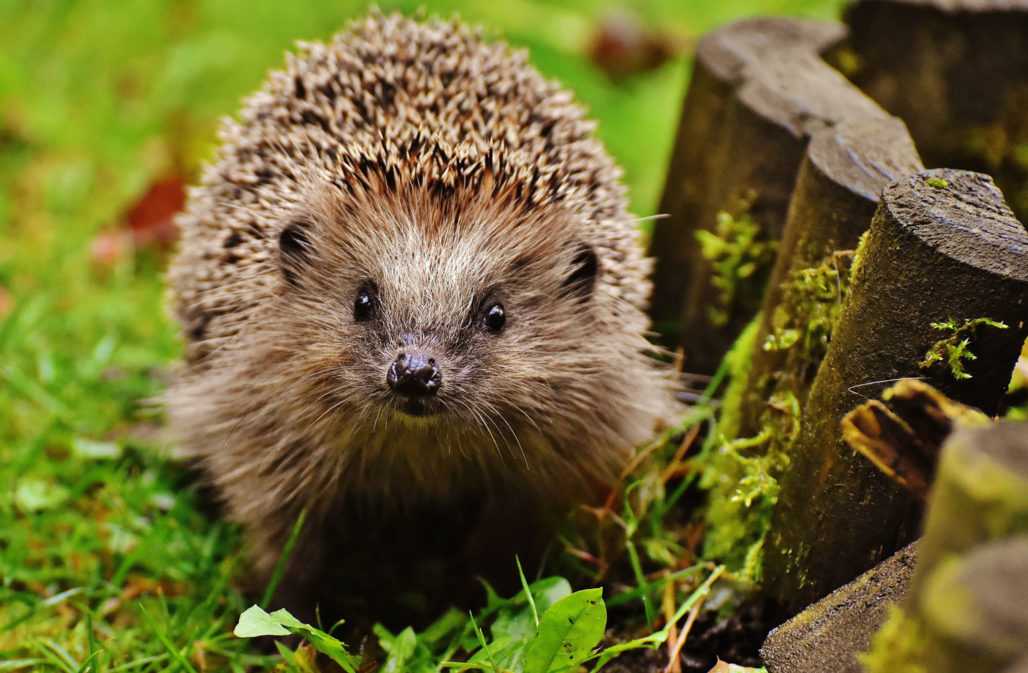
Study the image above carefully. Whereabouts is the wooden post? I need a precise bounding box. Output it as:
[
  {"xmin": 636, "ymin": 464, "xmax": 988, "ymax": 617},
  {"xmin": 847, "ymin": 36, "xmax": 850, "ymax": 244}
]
[
  {"xmin": 764, "ymin": 169, "xmax": 1028, "ymax": 617},
  {"xmin": 860, "ymin": 422, "xmax": 1028, "ymax": 673},
  {"xmin": 760, "ymin": 543, "xmax": 918, "ymax": 673},
  {"xmin": 649, "ymin": 17, "xmax": 893, "ymax": 372},
  {"xmin": 906, "ymin": 421, "xmax": 1028, "ymax": 604},
  {"xmin": 731, "ymin": 116, "xmax": 922, "ymax": 440},
  {"xmin": 1005, "ymin": 657, "xmax": 1028, "ymax": 673},
  {"xmin": 917, "ymin": 530, "xmax": 1028, "ymax": 669},
  {"xmin": 836, "ymin": 0, "xmax": 1028, "ymax": 222}
]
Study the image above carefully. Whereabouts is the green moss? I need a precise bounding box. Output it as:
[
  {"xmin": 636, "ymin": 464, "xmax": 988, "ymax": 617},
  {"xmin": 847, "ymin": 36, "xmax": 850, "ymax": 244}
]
[
  {"xmin": 859, "ymin": 606, "xmax": 927, "ymax": 673},
  {"xmin": 1006, "ymin": 339, "xmax": 1028, "ymax": 420},
  {"xmin": 763, "ymin": 251, "xmax": 853, "ymax": 369},
  {"xmin": 699, "ymin": 252, "xmax": 856, "ymax": 580},
  {"xmin": 696, "ymin": 199, "xmax": 776, "ymax": 327},
  {"xmin": 925, "ymin": 176, "xmax": 949, "ymax": 189},
  {"xmin": 701, "ymin": 358, "xmax": 797, "ymax": 582},
  {"xmin": 919, "ymin": 317, "xmax": 1009, "ymax": 381},
  {"xmin": 849, "ymin": 229, "xmax": 871, "ymax": 286},
  {"xmin": 718, "ymin": 315, "xmax": 762, "ymax": 441}
]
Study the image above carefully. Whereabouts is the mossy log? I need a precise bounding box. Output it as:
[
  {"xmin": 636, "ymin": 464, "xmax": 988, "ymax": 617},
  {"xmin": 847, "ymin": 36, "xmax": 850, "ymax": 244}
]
[
  {"xmin": 861, "ymin": 422, "xmax": 1028, "ymax": 673},
  {"xmin": 649, "ymin": 17, "xmax": 892, "ymax": 372},
  {"xmin": 906, "ymin": 421, "xmax": 1028, "ymax": 604},
  {"xmin": 917, "ymin": 536, "xmax": 1028, "ymax": 673},
  {"xmin": 764, "ymin": 169, "xmax": 1028, "ymax": 618},
  {"xmin": 1006, "ymin": 656, "xmax": 1028, "ymax": 673},
  {"xmin": 759, "ymin": 542, "xmax": 917, "ymax": 673},
  {"xmin": 836, "ymin": 0, "xmax": 1028, "ymax": 222},
  {"xmin": 732, "ymin": 116, "xmax": 922, "ymax": 439}
]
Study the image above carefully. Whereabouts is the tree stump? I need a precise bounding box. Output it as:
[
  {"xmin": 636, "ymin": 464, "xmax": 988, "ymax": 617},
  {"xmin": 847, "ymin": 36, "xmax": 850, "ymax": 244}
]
[
  {"xmin": 764, "ymin": 169, "xmax": 1028, "ymax": 618},
  {"xmin": 649, "ymin": 17, "xmax": 892, "ymax": 372},
  {"xmin": 859, "ymin": 422, "xmax": 1028, "ymax": 673},
  {"xmin": 759, "ymin": 542, "xmax": 918, "ymax": 673},
  {"xmin": 906, "ymin": 421, "xmax": 1028, "ymax": 604},
  {"xmin": 916, "ymin": 536, "xmax": 1028, "ymax": 673},
  {"xmin": 731, "ymin": 116, "xmax": 922, "ymax": 440},
  {"xmin": 1005, "ymin": 656, "xmax": 1028, "ymax": 673},
  {"xmin": 836, "ymin": 0, "xmax": 1028, "ymax": 222}
]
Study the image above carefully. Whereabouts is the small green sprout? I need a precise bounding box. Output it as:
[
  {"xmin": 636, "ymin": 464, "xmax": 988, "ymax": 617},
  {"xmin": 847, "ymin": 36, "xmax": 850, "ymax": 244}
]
[
  {"xmin": 696, "ymin": 204, "xmax": 776, "ymax": 327},
  {"xmin": 236, "ymin": 564, "xmax": 727, "ymax": 673},
  {"xmin": 919, "ymin": 317, "xmax": 1009, "ymax": 380}
]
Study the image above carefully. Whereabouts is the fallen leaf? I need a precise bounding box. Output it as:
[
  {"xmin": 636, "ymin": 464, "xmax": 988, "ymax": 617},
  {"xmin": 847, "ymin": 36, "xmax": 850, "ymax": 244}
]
[
  {"xmin": 706, "ymin": 657, "xmax": 764, "ymax": 673},
  {"xmin": 123, "ymin": 175, "xmax": 184, "ymax": 249}
]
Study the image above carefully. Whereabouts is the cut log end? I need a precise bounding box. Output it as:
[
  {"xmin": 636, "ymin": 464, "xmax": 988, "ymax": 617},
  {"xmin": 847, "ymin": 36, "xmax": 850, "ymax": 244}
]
[{"xmin": 883, "ymin": 169, "xmax": 1028, "ymax": 283}]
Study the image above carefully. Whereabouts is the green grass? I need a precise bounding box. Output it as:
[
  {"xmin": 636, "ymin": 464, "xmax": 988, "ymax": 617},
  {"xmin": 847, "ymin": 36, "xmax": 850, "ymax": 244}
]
[{"xmin": 0, "ymin": 0, "xmax": 840, "ymax": 669}]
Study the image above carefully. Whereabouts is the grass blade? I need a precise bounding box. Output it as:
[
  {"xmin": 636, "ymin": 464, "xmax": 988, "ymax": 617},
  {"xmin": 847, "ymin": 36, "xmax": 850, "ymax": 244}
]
[{"xmin": 261, "ymin": 509, "xmax": 307, "ymax": 608}]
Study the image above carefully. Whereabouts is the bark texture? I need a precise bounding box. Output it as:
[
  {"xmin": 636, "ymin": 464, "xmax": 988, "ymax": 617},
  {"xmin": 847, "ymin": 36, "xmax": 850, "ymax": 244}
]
[
  {"xmin": 765, "ymin": 169, "xmax": 1028, "ymax": 618},
  {"xmin": 917, "ymin": 536, "xmax": 1028, "ymax": 673},
  {"xmin": 837, "ymin": 0, "xmax": 1028, "ymax": 222},
  {"xmin": 649, "ymin": 17, "xmax": 893, "ymax": 372},
  {"xmin": 760, "ymin": 543, "xmax": 918, "ymax": 673},
  {"xmin": 733, "ymin": 116, "xmax": 923, "ymax": 439}
]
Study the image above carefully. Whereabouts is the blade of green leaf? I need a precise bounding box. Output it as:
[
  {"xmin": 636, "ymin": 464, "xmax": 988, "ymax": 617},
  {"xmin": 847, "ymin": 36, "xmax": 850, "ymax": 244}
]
[
  {"xmin": 588, "ymin": 565, "xmax": 725, "ymax": 672},
  {"xmin": 378, "ymin": 626, "xmax": 418, "ymax": 673},
  {"xmin": 233, "ymin": 605, "xmax": 291, "ymax": 637},
  {"xmin": 261, "ymin": 509, "xmax": 307, "ymax": 608},
  {"xmin": 523, "ymin": 589, "xmax": 605, "ymax": 673},
  {"xmin": 516, "ymin": 556, "xmax": 539, "ymax": 628},
  {"xmin": 138, "ymin": 604, "xmax": 199, "ymax": 673}
]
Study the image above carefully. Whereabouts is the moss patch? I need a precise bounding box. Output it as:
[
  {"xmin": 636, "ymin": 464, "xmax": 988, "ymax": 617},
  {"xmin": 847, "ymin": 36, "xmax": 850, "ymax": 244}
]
[
  {"xmin": 695, "ymin": 195, "xmax": 777, "ymax": 327},
  {"xmin": 919, "ymin": 317, "xmax": 1009, "ymax": 381},
  {"xmin": 699, "ymin": 249, "xmax": 857, "ymax": 581},
  {"xmin": 700, "ymin": 316, "xmax": 797, "ymax": 582},
  {"xmin": 764, "ymin": 250, "xmax": 854, "ymax": 371}
]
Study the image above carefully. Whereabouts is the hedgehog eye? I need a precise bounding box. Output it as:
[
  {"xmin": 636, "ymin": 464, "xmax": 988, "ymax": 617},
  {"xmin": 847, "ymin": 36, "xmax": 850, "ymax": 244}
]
[
  {"xmin": 482, "ymin": 303, "xmax": 506, "ymax": 333},
  {"xmin": 278, "ymin": 219, "xmax": 314, "ymax": 287},
  {"xmin": 354, "ymin": 283, "xmax": 378, "ymax": 322},
  {"xmin": 562, "ymin": 243, "xmax": 598, "ymax": 301}
]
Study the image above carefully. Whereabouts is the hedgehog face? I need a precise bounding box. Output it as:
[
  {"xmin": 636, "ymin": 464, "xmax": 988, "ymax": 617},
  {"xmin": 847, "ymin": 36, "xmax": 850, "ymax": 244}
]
[{"xmin": 275, "ymin": 194, "xmax": 607, "ymax": 441}]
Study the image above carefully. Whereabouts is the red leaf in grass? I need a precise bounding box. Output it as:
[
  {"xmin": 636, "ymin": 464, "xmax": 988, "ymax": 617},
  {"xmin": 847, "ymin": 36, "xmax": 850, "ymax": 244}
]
[{"xmin": 123, "ymin": 175, "xmax": 185, "ymax": 249}]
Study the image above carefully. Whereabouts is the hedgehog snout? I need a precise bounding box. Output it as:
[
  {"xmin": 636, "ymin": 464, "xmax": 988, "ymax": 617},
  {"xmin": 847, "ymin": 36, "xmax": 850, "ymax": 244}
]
[{"xmin": 386, "ymin": 350, "xmax": 442, "ymax": 399}]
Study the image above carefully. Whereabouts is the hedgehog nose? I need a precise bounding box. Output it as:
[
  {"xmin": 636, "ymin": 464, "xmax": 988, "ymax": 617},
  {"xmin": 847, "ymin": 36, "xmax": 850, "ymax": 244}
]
[{"xmin": 387, "ymin": 351, "xmax": 441, "ymax": 398}]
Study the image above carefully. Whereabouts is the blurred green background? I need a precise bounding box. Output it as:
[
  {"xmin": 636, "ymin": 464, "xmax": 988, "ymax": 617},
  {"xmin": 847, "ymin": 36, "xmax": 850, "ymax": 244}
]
[{"xmin": 0, "ymin": 0, "xmax": 842, "ymax": 666}]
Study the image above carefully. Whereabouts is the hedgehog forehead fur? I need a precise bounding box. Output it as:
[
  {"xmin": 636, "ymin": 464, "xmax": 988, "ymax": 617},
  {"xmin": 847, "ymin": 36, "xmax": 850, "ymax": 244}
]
[{"xmin": 167, "ymin": 12, "xmax": 672, "ymax": 515}]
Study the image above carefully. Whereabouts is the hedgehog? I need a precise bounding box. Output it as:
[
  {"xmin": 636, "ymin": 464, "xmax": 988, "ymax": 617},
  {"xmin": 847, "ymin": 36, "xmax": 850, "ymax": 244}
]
[{"xmin": 166, "ymin": 12, "xmax": 676, "ymax": 613}]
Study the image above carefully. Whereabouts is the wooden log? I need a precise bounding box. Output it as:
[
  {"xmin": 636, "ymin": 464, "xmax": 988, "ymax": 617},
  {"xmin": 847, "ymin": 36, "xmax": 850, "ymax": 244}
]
[
  {"xmin": 860, "ymin": 422, "xmax": 1028, "ymax": 673},
  {"xmin": 764, "ymin": 169, "xmax": 1028, "ymax": 618},
  {"xmin": 906, "ymin": 421, "xmax": 1028, "ymax": 604},
  {"xmin": 759, "ymin": 542, "xmax": 917, "ymax": 673},
  {"xmin": 1005, "ymin": 656, "xmax": 1028, "ymax": 673},
  {"xmin": 649, "ymin": 17, "xmax": 891, "ymax": 372},
  {"xmin": 836, "ymin": 0, "xmax": 1028, "ymax": 222},
  {"xmin": 731, "ymin": 116, "xmax": 922, "ymax": 439},
  {"xmin": 917, "ymin": 536, "xmax": 1028, "ymax": 673}
]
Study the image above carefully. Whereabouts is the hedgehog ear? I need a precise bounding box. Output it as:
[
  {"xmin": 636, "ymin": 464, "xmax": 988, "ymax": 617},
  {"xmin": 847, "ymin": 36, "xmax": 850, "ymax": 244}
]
[
  {"xmin": 279, "ymin": 219, "xmax": 315, "ymax": 287},
  {"xmin": 562, "ymin": 242, "xmax": 598, "ymax": 300}
]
